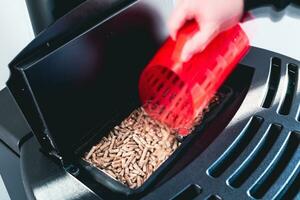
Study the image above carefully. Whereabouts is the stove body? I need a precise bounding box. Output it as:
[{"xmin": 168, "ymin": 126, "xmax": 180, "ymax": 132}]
[{"xmin": 1, "ymin": 0, "xmax": 299, "ymax": 199}]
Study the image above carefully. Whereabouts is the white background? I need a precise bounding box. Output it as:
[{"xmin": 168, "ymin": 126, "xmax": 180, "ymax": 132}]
[
  {"xmin": 0, "ymin": 0, "xmax": 34, "ymax": 90},
  {"xmin": 1, "ymin": 3, "xmax": 300, "ymax": 91},
  {"xmin": 0, "ymin": 1, "xmax": 300, "ymax": 199}
]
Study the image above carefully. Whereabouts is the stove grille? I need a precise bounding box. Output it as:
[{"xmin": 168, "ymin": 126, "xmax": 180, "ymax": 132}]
[
  {"xmin": 171, "ymin": 184, "xmax": 202, "ymax": 200},
  {"xmin": 262, "ymin": 57, "xmax": 281, "ymax": 108},
  {"xmin": 278, "ymin": 63, "xmax": 298, "ymax": 115},
  {"xmin": 248, "ymin": 131, "xmax": 299, "ymax": 199},
  {"xmin": 227, "ymin": 123, "xmax": 282, "ymax": 188},
  {"xmin": 205, "ymin": 194, "xmax": 222, "ymax": 200},
  {"xmin": 207, "ymin": 116, "xmax": 264, "ymax": 178}
]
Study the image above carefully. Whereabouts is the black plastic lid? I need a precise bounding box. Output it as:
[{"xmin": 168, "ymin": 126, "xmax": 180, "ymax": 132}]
[{"xmin": 7, "ymin": 0, "xmax": 168, "ymax": 162}]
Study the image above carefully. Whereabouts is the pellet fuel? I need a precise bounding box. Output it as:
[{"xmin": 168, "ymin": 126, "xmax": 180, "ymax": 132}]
[{"xmin": 83, "ymin": 107, "xmax": 181, "ymax": 189}]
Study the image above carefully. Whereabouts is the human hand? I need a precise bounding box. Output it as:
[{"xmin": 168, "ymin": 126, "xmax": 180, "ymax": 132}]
[{"xmin": 168, "ymin": 0, "xmax": 244, "ymax": 61}]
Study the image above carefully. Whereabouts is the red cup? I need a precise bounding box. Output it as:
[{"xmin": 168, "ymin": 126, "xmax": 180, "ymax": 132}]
[{"xmin": 139, "ymin": 22, "xmax": 249, "ymax": 135}]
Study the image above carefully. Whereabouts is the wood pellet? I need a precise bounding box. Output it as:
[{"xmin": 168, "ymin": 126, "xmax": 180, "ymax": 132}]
[{"xmin": 83, "ymin": 107, "xmax": 180, "ymax": 189}]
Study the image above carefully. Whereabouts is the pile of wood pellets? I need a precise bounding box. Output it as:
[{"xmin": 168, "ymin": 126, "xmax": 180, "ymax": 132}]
[{"xmin": 83, "ymin": 107, "xmax": 180, "ymax": 189}]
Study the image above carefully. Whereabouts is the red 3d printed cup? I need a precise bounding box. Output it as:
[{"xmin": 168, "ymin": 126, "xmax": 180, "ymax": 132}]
[{"xmin": 139, "ymin": 22, "xmax": 249, "ymax": 136}]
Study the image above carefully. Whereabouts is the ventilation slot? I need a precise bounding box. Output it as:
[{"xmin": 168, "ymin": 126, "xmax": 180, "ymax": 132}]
[
  {"xmin": 207, "ymin": 116, "xmax": 264, "ymax": 177},
  {"xmin": 262, "ymin": 57, "xmax": 281, "ymax": 108},
  {"xmin": 170, "ymin": 184, "xmax": 202, "ymax": 200},
  {"xmin": 298, "ymin": 107, "xmax": 300, "ymax": 122},
  {"xmin": 249, "ymin": 131, "xmax": 300, "ymax": 199},
  {"xmin": 205, "ymin": 194, "xmax": 222, "ymax": 200},
  {"xmin": 273, "ymin": 163, "xmax": 300, "ymax": 200},
  {"xmin": 278, "ymin": 64, "xmax": 298, "ymax": 115},
  {"xmin": 228, "ymin": 124, "xmax": 282, "ymax": 188}
]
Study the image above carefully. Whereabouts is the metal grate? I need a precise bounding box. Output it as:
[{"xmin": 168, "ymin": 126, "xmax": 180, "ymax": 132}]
[
  {"xmin": 248, "ymin": 131, "xmax": 299, "ymax": 199},
  {"xmin": 205, "ymin": 194, "xmax": 222, "ymax": 200},
  {"xmin": 207, "ymin": 116, "xmax": 264, "ymax": 178},
  {"xmin": 170, "ymin": 184, "xmax": 202, "ymax": 200},
  {"xmin": 262, "ymin": 57, "xmax": 281, "ymax": 108},
  {"xmin": 278, "ymin": 63, "xmax": 298, "ymax": 115},
  {"xmin": 227, "ymin": 123, "xmax": 282, "ymax": 188}
]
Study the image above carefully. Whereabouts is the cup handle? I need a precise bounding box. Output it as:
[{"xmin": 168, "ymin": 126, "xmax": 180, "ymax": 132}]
[{"xmin": 171, "ymin": 21, "xmax": 199, "ymax": 62}]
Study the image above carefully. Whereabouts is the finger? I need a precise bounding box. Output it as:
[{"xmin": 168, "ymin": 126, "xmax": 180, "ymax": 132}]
[
  {"xmin": 168, "ymin": 2, "xmax": 189, "ymax": 40},
  {"xmin": 181, "ymin": 23, "xmax": 219, "ymax": 61}
]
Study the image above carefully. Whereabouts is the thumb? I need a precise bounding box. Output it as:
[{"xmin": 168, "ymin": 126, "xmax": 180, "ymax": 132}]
[
  {"xmin": 181, "ymin": 23, "xmax": 219, "ymax": 62},
  {"xmin": 168, "ymin": 2, "xmax": 190, "ymax": 40}
]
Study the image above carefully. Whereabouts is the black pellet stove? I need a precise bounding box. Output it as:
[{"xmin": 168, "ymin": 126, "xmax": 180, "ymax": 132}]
[{"xmin": 0, "ymin": 0, "xmax": 299, "ymax": 199}]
